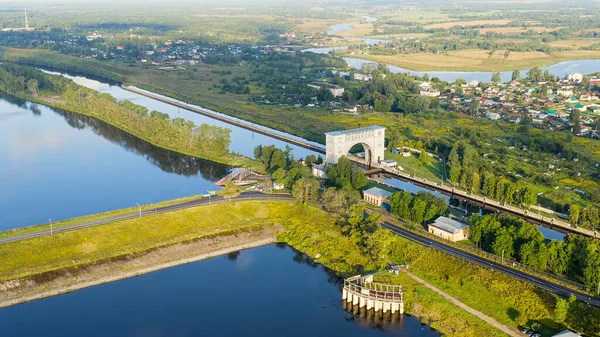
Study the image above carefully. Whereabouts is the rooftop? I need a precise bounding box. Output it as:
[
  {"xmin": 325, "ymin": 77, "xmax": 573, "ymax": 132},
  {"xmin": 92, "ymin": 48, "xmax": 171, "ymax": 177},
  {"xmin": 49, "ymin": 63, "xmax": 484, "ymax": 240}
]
[
  {"xmin": 430, "ymin": 216, "xmax": 467, "ymax": 234},
  {"xmin": 325, "ymin": 125, "xmax": 385, "ymax": 137},
  {"xmin": 363, "ymin": 187, "xmax": 393, "ymax": 199},
  {"xmin": 552, "ymin": 330, "xmax": 581, "ymax": 337}
]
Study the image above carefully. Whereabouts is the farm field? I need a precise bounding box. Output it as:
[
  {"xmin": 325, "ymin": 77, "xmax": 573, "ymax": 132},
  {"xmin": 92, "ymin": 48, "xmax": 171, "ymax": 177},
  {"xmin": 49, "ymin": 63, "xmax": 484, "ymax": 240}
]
[
  {"xmin": 337, "ymin": 23, "xmax": 378, "ymax": 37},
  {"xmin": 424, "ymin": 19, "xmax": 512, "ymax": 30},
  {"xmin": 345, "ymin": 49, "xmax": 600, "ymax": 71},
  {"xmin": 548, "ymin": 39, "xmax": 600, "ymax": 49}
]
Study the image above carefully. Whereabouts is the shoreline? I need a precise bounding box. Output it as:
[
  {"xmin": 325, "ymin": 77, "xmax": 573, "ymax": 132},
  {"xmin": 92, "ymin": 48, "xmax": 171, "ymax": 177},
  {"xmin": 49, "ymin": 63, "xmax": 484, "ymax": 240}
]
[{"xmin": 0, "ymin": 236, "xmax": 277, "ymax": 309}]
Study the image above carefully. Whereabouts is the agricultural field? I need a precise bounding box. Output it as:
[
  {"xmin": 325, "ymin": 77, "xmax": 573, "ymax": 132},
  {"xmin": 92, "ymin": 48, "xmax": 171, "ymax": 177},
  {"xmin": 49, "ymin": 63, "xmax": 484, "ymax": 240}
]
[
  {"xmin": 424, "ymin": 19, "xmax": 513, "ymax": 30},
  {"xmin": 547, "ymin": 39, "xmax": 600, "ymax": 49},
  {"xmin": 337, "ymin": 23, "xmax": 379, "ymax": 37},
  {"xmin": 343, "ymin": 49, "xmax": 600, "ymax": 71}
]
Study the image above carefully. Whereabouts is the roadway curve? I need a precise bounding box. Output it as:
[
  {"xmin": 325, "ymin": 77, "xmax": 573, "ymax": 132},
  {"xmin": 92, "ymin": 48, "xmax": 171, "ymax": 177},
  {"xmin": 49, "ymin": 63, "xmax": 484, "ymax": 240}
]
[
  {"xmin": 0, "ymin": 192, "xmax": 294, "ymax": 245},
  {"xmin": 381, "ymin": 222, "xmax": 600, "ymax": 307}
]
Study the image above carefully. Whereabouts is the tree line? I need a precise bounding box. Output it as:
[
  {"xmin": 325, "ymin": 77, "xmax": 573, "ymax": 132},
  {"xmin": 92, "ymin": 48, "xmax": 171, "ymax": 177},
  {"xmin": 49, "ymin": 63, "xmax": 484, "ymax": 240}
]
[
  {"xmin": 0, "ymin": 64, "xmax": 232, "ymax": 162},
  {"xmin": 470, "ymin": 213, "xmax": 600, "ymax": 291}
]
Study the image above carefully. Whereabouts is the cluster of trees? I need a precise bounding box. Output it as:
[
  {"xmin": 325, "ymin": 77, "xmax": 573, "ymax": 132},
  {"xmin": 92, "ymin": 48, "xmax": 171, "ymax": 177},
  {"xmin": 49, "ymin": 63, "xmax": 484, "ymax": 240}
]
[
  {"xmin": 470, "ymin": 213, "xmax": 600, "ymax": 290},
  {"xmin": 389, "ymin": 191, "xmax": 448, "ymax": 226},
  {"xmin": 568, "ymin": 204, "xmax": 600, "ymax": 229},
  {"xmin": 254, "ymin": 145, "xmax": 321, "ymax": 204},
  {"xmin": 325, "ymin": 156, "xmax": 368, "ymax": 190},
  {"xmin": 447, "ymin": 142, "xmax": 537, "ymax": 208},
  {"xmin": 0, "ymin": 64, "xmax": 232, "ymax": 160}
]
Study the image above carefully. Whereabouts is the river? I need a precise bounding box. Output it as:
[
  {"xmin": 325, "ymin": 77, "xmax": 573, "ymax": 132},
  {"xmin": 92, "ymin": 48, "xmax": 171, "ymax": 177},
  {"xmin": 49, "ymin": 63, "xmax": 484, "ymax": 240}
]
[
  {"xmin": 0, "ymin": 93, "xmax": 231, "ymax": 231},
  {"xmin": 0, "ymin": 244, "xmax": 440, "ymax": 337},
  {"xmin": 316, "ymin": 19, "xmax": 600, "ymax": 82}
]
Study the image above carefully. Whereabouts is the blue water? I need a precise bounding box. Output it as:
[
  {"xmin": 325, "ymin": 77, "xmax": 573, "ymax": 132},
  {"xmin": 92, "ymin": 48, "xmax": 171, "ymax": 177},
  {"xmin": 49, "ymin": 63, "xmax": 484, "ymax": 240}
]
[
  {"xmin": 0, "ymin": 94, "xmax": 229, "ymax": 230},
  {"xmin": 0, "ymin": 244, "xmax": 439, "ymax": 337}
]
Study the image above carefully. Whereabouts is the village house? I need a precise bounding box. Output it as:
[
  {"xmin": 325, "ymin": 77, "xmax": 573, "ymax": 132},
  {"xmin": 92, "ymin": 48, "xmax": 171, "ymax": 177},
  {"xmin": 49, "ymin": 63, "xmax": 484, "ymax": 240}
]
[
  {"xmin": 567, "ymin": 72, "xmax": 584, "ymax": 83},
  {"xmin": 308, "ymin": 82, "xmax": 345, "ymax": 97},
  {"xmin": 428, "ymin": 217, "xmax": 468, "ymax": 242},
  {"xmin": 363, "ymin": 187, "xmax": 392, "ymax": 207}
]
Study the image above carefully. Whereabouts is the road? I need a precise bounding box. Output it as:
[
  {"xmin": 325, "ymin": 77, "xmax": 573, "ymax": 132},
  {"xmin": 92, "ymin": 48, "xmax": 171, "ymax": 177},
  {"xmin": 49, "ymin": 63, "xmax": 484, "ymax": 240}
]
[
  {"xmin": 381, "ymin": 222, "xmax": 600, "ymax": 307},
  {"xmin": 0, "ymin": 192, "xmax": 294, "ymax": 245}
]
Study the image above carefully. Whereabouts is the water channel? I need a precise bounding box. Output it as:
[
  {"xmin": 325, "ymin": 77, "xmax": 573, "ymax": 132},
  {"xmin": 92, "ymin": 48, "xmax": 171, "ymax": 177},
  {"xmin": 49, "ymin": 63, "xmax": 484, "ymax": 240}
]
[{"xmin": 0, "ymin": 244, "xmax": 440, "ymax": 337}]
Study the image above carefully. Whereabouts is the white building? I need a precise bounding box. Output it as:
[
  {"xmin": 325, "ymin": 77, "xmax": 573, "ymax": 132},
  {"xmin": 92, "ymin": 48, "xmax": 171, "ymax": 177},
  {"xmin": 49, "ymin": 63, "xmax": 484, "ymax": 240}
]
[
  {"xmin": 485, "ymin": 111, "xmax": 501, "ymax": 120},
  {"xmin": 428, "ymin": 217, "xmax": 468, "ymax": 242},
  {"xmin": 557, "ymin": 87, "xmax": 574, "ymax": 97},
  {"xmin": 551, "ymin": 330, "xmax": 581, "ymax": 337},
  {"xmin": 567, "ymin": 72, "xmax": 583, "ymax": 83},
  {"xmin": 420, "ymin": 88, "xmax": 441, "ymax": 97},
  {"xmin": 308, "ymin": 83, "xmax": 345, "ymax": 97}
]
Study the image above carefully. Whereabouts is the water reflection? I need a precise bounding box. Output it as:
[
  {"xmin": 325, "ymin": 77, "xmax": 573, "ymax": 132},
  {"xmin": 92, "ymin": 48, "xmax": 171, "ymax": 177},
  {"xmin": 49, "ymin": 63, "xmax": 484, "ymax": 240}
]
[{"xmin": 56, "ymin": 109, "xmax": 230, "ymax": 179}]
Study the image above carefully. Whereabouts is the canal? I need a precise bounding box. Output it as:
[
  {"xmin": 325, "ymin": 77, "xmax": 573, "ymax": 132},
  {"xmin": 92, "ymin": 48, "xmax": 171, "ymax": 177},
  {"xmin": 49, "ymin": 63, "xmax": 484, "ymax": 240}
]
[{"xmin": 0, "ymin": 244, "xmax": 439, "ymax": 337}]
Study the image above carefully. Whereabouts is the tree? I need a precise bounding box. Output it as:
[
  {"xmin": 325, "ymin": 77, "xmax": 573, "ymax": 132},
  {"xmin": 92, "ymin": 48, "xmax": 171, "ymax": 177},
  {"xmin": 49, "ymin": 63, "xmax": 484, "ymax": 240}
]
[
  {"xmin": 26, "ymin": 79, "xmax": 39, "ymax": 96},
  {"xmin": 570, "ymin": 204, "xmax": 580, "ymax": 226},
  {"xmin": 570, "ymin": 109, "xmax": 582, "ymax": 135},
  {"xmin": 420, "ymin": 150, "xmax": 430, "ymax": 165},
  {"xmin": 221, "ymin": 180, "xmax": 241, "ymax": 201},
  {"xmin": 469, "ymin": 98, "xmax": 479, "ymax": 115},
  {"xmin": 511, "ymin": 69, "xmax": 521, "ymax": 81},
  {"xmin": 491, "ymin": 72, "xmax": 501, "ymax": 84},
  {"xmin": 321, "ymin": 187, "xmax": 361, "ymax": 219},
  {"xmin": 554, "ymin": 298, "xmax": 569, "ymax": 322},
  {"xmin": 492, "ymin": 227, "xmax": 514, "ymax": 258},
  {"xmin": 305, "ymin": 154, "xmax": 317, "ymax": 166},
  {"xmin": 326, "ymin": 156, "xmax": 367, "ymax": 190},
  {"xmin": 292, "ymin": 177, "xmax": 320, "ymax": 204},
  {"xmin": 527, "ymin": 67, "xmax": 543, "ymax": 82},
  {"xmin": 470, "ymin": 171, "xmax": 480, "ymax": 194},
  {"xmin": 448, "ymin": 145, "xmax": 462, "ymax": 185}
]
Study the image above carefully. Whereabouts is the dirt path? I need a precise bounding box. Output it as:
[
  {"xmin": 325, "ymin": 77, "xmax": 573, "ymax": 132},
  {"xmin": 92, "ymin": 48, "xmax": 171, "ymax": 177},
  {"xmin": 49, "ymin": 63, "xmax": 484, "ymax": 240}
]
[{"xmin": 403, "ymin": 270, "xmax": 522, "ymax": 337}]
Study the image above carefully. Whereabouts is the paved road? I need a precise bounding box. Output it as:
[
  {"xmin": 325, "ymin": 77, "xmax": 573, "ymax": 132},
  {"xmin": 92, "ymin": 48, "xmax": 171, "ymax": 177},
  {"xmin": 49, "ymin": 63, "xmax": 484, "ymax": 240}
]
[
  {"xmin": 0, "ymin": 192, "xmax": 294, "ymax": 245},
  {"xmin": 381, "ymin": 222, "xmax": 600, "ymax": 307}
]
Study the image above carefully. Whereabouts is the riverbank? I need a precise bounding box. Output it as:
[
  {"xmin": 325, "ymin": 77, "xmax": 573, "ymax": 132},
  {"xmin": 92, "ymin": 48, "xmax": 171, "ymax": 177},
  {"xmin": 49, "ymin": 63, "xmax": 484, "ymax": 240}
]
[
  {"xmin": 0, "ymin": 65, "xmax": 262, "ymax": 171},
  {"xmin": 338, "ymin": 49, "xmax": 600, "ymax": 72}
]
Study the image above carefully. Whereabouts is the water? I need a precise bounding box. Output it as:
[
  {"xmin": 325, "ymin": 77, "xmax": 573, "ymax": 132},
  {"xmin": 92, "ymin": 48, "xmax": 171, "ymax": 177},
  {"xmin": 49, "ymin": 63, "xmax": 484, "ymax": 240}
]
[
  {"xmin": 0, "ymin": 244, "xmax": 439, "ymax": 337},
  {"xmin": 343, "ymin": 58, "xmax": 600, "ymax": 83},
  {"xmin": 43, "ymin": 71, "xmax": 322, "ymax": 160},
  {"xmin": 0, "ymin": 93, "xmax": 230, "ymax": 230}
]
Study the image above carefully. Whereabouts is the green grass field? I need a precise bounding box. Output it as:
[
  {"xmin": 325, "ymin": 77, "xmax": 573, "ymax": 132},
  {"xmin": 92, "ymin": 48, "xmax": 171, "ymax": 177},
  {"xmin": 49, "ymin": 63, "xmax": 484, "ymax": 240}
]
[{"xmin": 0, "ymin": 200, "xmax": 300, "ymax": 281}]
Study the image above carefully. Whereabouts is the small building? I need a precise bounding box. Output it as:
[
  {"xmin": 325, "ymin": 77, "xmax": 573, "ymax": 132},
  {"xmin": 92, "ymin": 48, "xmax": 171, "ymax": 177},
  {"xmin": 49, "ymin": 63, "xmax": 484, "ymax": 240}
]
[
  {"xmin": 428, "ymin": 216, "xmax": 468, "ymax": 242},
  {"xmin": 485, "ymin": 111, "xmax": 501, "ymax": 120},
  {"xmin": 567, "ymin": 72, "xmax": 583, "ymax": 83},
  {"xmin": 380, "ymin": 159, "xmax": 397, "ymax": 168},
  {"xmin": 308, "ymin": 82, "xmax": 345, "ymax": 97},
  {"xmin": 312, "ymin": 164, "xmax": 327, "ymax": 179},
  {"xmin": 363, "ymin": 187, "xmax": 392, "ymax": 206},
  {"xmin": 551, "ymin": 330, "xmax": 581, "ymax": 337},
  {"xmin": 420, "ymin": 88, "xmax": 441, "ymax": 97}
]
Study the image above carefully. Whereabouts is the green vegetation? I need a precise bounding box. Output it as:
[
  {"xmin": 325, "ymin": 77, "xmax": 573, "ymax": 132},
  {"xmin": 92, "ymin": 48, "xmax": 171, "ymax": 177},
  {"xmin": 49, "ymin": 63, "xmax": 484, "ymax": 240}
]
[
  {"xmin": 0, "ymin": 63, "xmax": 259, "ymax": 169},
  {"xmin": 0, "ymin": 200, "xmax": 296, "ymax": 281},
  {"xmin": 389, "ymin": 191, "xmax": 448, "ymax": 226},
  {"xmin": 0, "ymin": 194, "xmax": 206, "ymax": 240},
  {"xmin": 471, "ymin": 213, "xmax": 600, "ymax": 291}
]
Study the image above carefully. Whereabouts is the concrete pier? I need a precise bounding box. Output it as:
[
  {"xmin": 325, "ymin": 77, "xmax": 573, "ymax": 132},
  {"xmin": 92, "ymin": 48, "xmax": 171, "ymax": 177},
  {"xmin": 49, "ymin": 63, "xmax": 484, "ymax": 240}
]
[{"xmin": 342, "ymin": 275, "xmax": 404, "ymax": 317}]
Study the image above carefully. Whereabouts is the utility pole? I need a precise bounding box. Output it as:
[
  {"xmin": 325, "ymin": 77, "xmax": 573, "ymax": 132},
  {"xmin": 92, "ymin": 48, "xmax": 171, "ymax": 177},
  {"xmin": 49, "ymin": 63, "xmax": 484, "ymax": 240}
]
[
  {"xmin": 49, "ymin": 218, "xmax": 53, "ymax": 235},
  {"xmin": 207, "ymin": 190, "xmax": 212, "ymax": 204},
  {"xmin": 136, "ymin": 203, "xmax": 141, "ymax": 218},
  {"xmin": 501, "ymin": 249, "xmax": 504, "ymax": 263}
]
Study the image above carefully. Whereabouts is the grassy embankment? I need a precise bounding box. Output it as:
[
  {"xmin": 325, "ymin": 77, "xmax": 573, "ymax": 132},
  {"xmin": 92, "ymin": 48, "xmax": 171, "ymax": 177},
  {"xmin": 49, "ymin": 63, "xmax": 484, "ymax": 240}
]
[
  {"xmin": 0, "ymin": 194, "xmax": 207, "ymax": 240},
  {"xmin": 281, "ymin": 213, "xmax": 600, "ymax": 336},
  {"xmin": 0, "ymin": 198, "xmax": 572, "ymax": 337}
]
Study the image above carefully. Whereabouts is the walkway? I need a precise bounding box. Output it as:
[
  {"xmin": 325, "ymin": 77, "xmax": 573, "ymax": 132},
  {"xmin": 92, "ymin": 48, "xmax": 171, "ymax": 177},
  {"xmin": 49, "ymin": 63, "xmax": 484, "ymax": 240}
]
[{"xmin": 402, "ymin": 270, "xmax": 521, "ymax": 337}]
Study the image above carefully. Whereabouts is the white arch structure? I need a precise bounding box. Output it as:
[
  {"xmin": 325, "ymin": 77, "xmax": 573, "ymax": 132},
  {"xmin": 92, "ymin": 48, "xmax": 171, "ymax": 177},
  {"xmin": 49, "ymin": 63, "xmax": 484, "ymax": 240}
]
[{"xmin": 325, "ymin": 125, "xmax": 385, "ymax": 165}]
